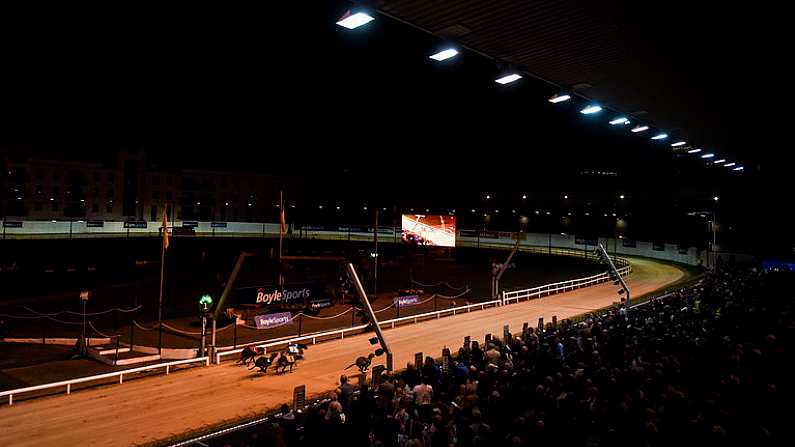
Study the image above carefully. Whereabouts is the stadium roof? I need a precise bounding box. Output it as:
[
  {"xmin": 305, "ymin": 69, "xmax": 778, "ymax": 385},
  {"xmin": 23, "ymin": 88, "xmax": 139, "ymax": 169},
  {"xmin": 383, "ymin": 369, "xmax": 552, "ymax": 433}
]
[{"xmin": 372, "ymin": 0, "xmax": 788, "ymax": 178}]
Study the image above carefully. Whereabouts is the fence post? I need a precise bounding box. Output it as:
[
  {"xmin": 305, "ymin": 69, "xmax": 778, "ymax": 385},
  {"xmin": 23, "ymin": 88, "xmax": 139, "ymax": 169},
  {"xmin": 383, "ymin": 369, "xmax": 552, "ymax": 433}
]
[
  {"xmin": 130, "ymin": 318, "xmax": 135, "ymax": 350},
  {"xmin": 233, "ymin": 319, "xmax": 238, "ymax": 349}
]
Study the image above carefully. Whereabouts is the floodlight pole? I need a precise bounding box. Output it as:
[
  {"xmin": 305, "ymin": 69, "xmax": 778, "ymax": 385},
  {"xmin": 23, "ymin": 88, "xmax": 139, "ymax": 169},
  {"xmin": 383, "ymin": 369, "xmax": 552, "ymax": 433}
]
[
  {"xmin": 595, "ymin": 243, "xmax": 630, "ymax": 303},
  {"xmin": 346, "ymin": 263, "xmax": 393, "ymax": 372},
  {"xmin": 374, "ymin": 209, "xmax": 378, "ymax": 301},
  {"xmin": 493, "ymin": 240, "xmax": 520, "ymax": 302},
  {"xmin": 213, "ymin": 251, "xmax": 252, "ymax": 321}
]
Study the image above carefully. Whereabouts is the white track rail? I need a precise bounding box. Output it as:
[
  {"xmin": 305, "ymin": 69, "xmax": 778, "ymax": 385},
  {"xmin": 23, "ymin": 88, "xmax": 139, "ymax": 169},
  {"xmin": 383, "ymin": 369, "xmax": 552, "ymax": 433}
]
[{"xmin": 0, "ymin": 357, "xmax": 209, "ymax": 406}]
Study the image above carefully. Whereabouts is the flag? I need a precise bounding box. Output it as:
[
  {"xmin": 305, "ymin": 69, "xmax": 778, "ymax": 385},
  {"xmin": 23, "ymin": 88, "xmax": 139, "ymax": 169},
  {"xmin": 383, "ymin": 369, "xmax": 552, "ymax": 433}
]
[
  {"xmin": 162, "ymin": 205, "xmax": 169, "ymax": 250},
  {"xmin": 280, "ymin": 207, "xmax": 287, "ymax": 234}
]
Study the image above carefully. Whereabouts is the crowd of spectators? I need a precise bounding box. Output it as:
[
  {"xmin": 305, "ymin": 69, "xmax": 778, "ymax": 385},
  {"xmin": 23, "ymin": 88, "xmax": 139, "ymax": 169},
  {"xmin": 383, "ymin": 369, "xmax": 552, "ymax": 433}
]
[{"xmin": 229, "ymin": 265, "xmax": 793, "ymax": 446}]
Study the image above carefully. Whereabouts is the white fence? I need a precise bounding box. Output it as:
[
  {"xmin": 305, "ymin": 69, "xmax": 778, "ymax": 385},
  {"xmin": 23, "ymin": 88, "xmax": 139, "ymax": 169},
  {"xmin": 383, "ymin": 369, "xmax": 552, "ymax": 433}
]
[
  {"xmin": 215, "ymin": 300, "xmax": 503, "ymax": 363},
  {"xmin": 502, "ymin": 263, "xmax": 631, "ymax": 304},
  {"xmin": 0, "ymin": 357, "xmax": 209, "ymax": 406}
]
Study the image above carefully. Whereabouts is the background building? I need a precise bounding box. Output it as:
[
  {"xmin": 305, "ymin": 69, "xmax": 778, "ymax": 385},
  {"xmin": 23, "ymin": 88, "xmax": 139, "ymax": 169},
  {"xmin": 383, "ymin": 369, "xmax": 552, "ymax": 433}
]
[{"xmin": 1, "ymin": 149, "xmax": 291, "ymax": 223}]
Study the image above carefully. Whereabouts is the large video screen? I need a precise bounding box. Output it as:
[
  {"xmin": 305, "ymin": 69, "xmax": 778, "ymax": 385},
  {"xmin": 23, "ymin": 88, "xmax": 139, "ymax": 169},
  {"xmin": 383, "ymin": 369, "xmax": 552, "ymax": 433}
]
[{"xmin": 401, "ymin": 214, "xmax": 456, "ymax": 247}]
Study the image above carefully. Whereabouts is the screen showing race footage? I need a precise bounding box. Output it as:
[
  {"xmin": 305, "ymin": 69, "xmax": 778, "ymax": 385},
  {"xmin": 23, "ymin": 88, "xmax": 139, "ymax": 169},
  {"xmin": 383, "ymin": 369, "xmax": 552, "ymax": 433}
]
[{"xmin": 401, "ymin": 214, "xmax": 456, "ymax": 247}]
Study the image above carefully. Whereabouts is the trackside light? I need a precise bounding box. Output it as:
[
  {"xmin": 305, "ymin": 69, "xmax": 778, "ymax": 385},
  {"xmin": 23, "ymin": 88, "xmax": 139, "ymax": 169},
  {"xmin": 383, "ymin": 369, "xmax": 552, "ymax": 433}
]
[
  {"xmin": 671, "ymin": 141, "xmax": 687, "ymax": 147},
  {"xmin": 631, "ymin": 125, "xmax": 649, "ymax": 133},
  {"xmin": 336, "ymin": 11, "xmax": 375, "ymax": 29},
  {"xmin": 713, "ymin": 159, "xmax": 726, "ymax": 164},
  {"xmin": 688, "ymin": 148, "xmax": 702, "ymax": 154},
  {"xmin": 701, "ymin": 153, "xmax": 715, "ymax": 158},
  {"xmin": 724, "ymin": 162, "xmax": 736, "ymax": 167},
  {"xmin": 651, "ymin": 133, "xmax": 668, "ymax": 140},
  {"xmin": 732, "ymin": 166, "xmax": 744, "ymax": 171}
]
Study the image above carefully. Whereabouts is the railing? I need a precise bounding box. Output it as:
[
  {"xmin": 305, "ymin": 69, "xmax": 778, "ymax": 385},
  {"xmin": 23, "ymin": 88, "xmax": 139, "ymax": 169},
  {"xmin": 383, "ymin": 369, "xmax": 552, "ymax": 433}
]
[
  {"xmin": 501, "ymin": 264, "xmax": 631, "ymax": 304},
  {"xmin": 501, "ymin": 255, "xmax": 631, "ymax": 304},
  {"xmin": 214, "ymin": 256, "xmax": 630, "ymax": 364},
  {"xmin": 0, "ymin": 357, "xmax": 209, "ymax": 406},
  {"xmin": 215, "ymin": 300, "xmax": 503, "ymax": 364}
]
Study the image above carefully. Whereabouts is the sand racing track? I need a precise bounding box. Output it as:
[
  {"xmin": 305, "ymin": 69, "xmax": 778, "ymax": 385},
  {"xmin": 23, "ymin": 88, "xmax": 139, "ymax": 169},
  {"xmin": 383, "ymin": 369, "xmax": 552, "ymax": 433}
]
[{"xmin": 0, "ymin": 256, "xmax": 686, "ymax": 446}]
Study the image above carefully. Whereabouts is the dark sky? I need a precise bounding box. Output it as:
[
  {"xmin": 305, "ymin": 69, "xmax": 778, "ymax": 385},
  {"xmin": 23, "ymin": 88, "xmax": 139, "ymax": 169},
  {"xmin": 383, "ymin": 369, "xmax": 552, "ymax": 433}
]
[
  {"xmin": 0, "ymin": 1, "xmax": 791, "ymax": 249},
  {"xmin": 0, "ymin": 3, "xmax": 738, "ymax": 180}
]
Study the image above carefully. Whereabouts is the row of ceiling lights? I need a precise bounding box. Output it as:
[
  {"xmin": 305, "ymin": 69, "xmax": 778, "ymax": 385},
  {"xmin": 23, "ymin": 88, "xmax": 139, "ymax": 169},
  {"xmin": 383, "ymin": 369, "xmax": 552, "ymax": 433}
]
[{"xmin": 337, "ymin": 11, "xmax": 744, "ymax": 173}]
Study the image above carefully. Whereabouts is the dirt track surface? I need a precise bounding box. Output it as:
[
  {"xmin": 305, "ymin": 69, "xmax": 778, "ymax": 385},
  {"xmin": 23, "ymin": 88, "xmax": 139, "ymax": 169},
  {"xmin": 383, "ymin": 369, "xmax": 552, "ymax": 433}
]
[{"xmin": 0, "ymin": 257, "xmax": 685, "ymax": 446}]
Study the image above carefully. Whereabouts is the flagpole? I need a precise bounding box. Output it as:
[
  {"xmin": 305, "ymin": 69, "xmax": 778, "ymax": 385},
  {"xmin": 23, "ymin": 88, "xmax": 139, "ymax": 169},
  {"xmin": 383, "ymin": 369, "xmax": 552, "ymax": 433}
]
[
  {"xmin": 279, "ymin": 190, "xmax": 284, "ymax": 287},
  {"xmin": 158, "ymin": 204, "xmax": 167, "ymax": 356}
]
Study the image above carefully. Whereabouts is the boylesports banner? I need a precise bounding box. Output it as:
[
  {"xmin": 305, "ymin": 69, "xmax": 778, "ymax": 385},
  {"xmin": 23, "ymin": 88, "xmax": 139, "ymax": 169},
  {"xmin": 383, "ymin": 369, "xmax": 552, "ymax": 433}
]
[
  {"xmin": 393, "ymin": 295, "xmax": 420, "ymax": 308},
  {"xmin": 254, "ymin": 312, "xmax": 293, "ymax": 329},
  {"xmin": 236, "ymin": 281, "xmax": 325, "ymax": 308}
]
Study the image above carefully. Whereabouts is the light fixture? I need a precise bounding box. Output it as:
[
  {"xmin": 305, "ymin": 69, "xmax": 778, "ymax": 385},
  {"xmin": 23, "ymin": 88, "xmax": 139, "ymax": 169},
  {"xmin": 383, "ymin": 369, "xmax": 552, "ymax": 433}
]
[
  {"xmin": 336, "ymin": 206, "xmax": 341, "ymax": 210},
  {"xmin": 701, "ymin": 153, "xmax": 715, "ymax": 159},
  {"xmin": 224, "ymin": 202, "xmax": 229, "ymax": 206},
  {"xmin": 548, "ymin": 93, "xmax": 571, "ymax": 103},
  {"xmin": 688, "ymin": 148, "xmax": 702, "ymax": 154},
  {"xmin": 724, "ymin": 162, "xmax": 736, "ymax": 167},
  {"xmin": 609, "ymin": 117, "xmax": 630, "ymax": 125},
  {"xmin": 670, "ymin": 141, "xmax": 686, "ymax": 147},
  {"xmin": 713, "ymin": 159, "xmax": 726, "ymax": 164},
  {"xmin": 521, "ymin": 194, "xmax": 527, "ymax": 199},
  {"xmin": 620, "ymin": 194, "xmax": 625, "ymax": 199},
  {"xmin": 49, "ymin": 197, "xmax": 54, "ymax": 201},
  {"xmin": 495, "ymin": 73, "xmax": 522, "ymax": 85},
  {"xmin": 564, "ymin": 195, "xmax": 568, "ymax": 199},
  {"xmin": 318, "ymin": 205, "xmax": 323, "ymax": 209},
  {"xmin": 336, "ymin": 11, "xmax": 374, "ymax": 29},
  {"xmin": 732, "ymin": 166, "xmax": 744, "ymax": 171},
  {"xmin": 580, "ymin": 105, "xmax": 602, "ymax": 114},
  {"xmin": 631, "ymin": 125, "xmax": 649, "ymax": 133},
  {"xmin": 485, "ymin": 194, "xmax": 490, "ymax": 199},
  {"xmin": 713, "ymin": 196, "xmax": 719, "ymax": 201},
  {"xmin": 429, "ymin": 48, "xmax": 459, "ymax": 61},
  {"xmin": 651, "ymin": 133, "xmax": 668, "ymax": 140}
]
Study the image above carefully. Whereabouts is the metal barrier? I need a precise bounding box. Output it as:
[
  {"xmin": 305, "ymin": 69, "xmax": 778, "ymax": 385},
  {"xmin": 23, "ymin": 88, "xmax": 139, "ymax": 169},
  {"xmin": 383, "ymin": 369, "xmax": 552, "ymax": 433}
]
[
  {"xmin": 215, "ymin": 300, "xmax": 503, "ymax": 364},
  {"xmin": 501, "ymin": 261, "xmax": 631, "ymax": 304},
  {"xmin": 0, "ymin": 357, "xmax": 209, "ymax": 406}
]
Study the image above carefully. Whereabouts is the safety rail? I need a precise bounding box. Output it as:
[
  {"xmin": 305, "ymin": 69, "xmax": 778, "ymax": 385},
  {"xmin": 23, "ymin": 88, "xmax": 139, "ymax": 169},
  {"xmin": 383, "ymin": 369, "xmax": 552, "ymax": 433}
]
[
  {"xmin": 215, "ymin": 256, "xmax": 631, "ymax": 364},
  {"xmin": 215, "ymin": 300, "xmax": 503, "ymax": 364},
  {"xmin": 0, "ymin": 357, "xmax": 209, "ymax": 406},
  {"xmin": 502, "ymin": 260, "xmax": 631, "ymax": 304}
]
